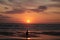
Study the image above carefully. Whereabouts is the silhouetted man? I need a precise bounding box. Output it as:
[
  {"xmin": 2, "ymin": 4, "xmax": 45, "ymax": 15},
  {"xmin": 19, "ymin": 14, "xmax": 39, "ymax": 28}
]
[{"xmin": 26, "ymin": 29, "xmax": 28, "ymax": 40}]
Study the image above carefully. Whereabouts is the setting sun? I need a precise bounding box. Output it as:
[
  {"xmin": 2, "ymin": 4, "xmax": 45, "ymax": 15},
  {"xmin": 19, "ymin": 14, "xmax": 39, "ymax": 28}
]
[{"xmin": 26, "ymin": 19, "xmax": 31, "ymax": 23}]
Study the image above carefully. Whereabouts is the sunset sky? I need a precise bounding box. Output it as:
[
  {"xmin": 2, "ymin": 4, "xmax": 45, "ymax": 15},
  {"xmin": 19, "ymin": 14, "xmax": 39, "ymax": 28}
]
[{"xmin": 0, "ymin": 0, "xmax": 60, "ymax": 24}]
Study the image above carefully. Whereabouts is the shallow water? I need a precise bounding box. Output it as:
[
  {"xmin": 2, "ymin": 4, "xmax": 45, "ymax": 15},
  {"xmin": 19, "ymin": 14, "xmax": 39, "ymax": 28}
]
[{"xmin": 0, "ymin": 30, "xmax": 60, "ymax": 40}]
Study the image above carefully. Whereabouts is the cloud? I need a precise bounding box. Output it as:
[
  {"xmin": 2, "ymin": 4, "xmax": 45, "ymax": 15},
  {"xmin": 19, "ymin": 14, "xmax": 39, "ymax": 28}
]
[
  {"xmin": 0, "ymin": 0, "xmax": 47, "ymax": 14},
  {"xmin": 8, "ymin": 0, "xmax": 13, "ymax": 2},
  {"xmin": 2, "ymin": 6, "xmax": 47, "ymax": 14},
  {"xmin": 0, "ymin": 14, "xmax": 11, "ymax": 18},
  {"xmin": 51, "ymin": 0, "xmax": 60, "ymax": 2},
  {"xmin": 51, "ymin": 12, "xmax": 60, "ymax": 14},
  {"xmin": 0, "ymin": 0, "xmax": 5, "ymax": 4},
  {"xmin": 30, "ymin": 6, "xmax": 48, "ymax": 12},
  {"xmin": 0, "ymin": 0, "xmax": 60, "ymax": 14},
  {"xmin": 0, "ymin": 0, "xmax": 50, "ymax": 10},
  {"xmin": 0, "ymin": 0, "xmax": 25, "ymax": 12},
  {"xmin": 0, "ymin": 14, "xmax": 12, "ymax": 23},
  {"xmin": 38, "ymin": 6, "xmax": 47, "ymax": 10},
  {"xmin": 48, "ymin": 4, "xmax": 60, "ymax": 7},
  {"xmin": 4, "ymin": 9, "xmax": 25, "ymax": 14}
]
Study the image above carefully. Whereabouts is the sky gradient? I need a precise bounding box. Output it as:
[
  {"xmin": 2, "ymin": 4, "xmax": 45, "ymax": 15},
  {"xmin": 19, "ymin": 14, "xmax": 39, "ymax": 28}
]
[{"xmin": 0, "ymin": 0, "xmax": 60, "ymax": 24}]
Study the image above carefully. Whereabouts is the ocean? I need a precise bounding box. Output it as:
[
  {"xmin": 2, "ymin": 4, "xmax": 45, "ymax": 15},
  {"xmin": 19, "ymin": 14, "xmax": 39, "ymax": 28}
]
[{"xmin": 0, "ymin": 23, "xmax": 60, "ymax": 40}]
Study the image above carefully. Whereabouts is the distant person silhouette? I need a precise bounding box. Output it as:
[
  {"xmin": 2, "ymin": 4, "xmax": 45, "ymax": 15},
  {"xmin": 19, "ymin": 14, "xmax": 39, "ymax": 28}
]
[{"xmin": 26, "ymin": 29, "xmax": 28, "ymax": 40}]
